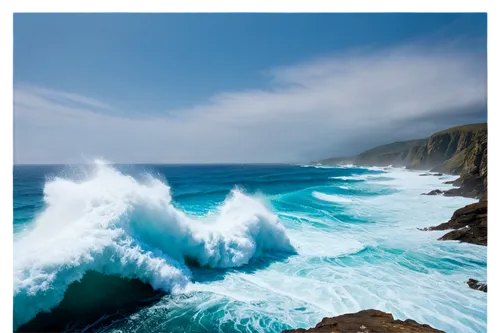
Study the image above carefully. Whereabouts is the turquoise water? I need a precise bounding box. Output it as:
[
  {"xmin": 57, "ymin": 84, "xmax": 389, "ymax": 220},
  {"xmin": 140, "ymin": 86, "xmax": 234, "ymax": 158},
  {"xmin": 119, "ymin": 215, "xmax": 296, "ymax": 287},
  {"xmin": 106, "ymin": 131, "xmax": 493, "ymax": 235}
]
[{"xmin": 13, "ymin": 162, "xmax": 487, "ymax": 332}]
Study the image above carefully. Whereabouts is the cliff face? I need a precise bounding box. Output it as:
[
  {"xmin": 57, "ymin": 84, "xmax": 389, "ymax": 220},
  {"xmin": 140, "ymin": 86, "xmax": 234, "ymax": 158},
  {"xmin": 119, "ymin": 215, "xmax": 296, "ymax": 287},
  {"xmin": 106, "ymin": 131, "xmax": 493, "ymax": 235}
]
[
  {"xmin": 408, "ymin": 123, "xmax": 486, "ymax": 175},
  {"xmin": 419, "ymin": 126, "xmax": 487, "ymax": 199},
  {"xmin": 323, "ymin": 123, "xmax": 487, "ymax": 199},
  {"xmin": 420, "ymin": 125, "xmax": 487, "ymax": 246}
]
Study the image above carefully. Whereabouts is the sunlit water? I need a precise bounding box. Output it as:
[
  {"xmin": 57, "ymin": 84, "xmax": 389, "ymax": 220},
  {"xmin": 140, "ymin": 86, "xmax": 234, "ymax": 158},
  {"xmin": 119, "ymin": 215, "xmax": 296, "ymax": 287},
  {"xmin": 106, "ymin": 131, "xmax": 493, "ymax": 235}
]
[{"xmin": 13, "ymin": 163, "xmax": 486, "ymax": 332}]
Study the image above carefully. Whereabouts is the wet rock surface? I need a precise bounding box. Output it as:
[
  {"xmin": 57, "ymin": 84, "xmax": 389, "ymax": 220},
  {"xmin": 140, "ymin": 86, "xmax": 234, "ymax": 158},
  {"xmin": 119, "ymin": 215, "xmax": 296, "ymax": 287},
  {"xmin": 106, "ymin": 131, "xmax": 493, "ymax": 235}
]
[
  {"xmin": 467, "ymin": 279, "xmax": 487, "ymax": 292},
  {"xmin": 282, "ymin": 309, "xmax": 445, "ymax": 333},
  {"xmin": 421, "ymin": 189, "xmax": 444, "ymax": 195},
  {"xmin": 427, "ymin": 199, "xmax": 487, "ymax": 246}
]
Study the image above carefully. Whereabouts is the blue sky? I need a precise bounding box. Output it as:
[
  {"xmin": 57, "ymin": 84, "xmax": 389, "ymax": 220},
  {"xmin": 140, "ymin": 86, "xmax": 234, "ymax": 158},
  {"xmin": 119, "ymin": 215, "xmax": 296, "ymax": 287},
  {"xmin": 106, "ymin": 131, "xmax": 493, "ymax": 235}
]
[{"xmin": 13, "ymin": 13, "xmax": 487, "ymax": 164}]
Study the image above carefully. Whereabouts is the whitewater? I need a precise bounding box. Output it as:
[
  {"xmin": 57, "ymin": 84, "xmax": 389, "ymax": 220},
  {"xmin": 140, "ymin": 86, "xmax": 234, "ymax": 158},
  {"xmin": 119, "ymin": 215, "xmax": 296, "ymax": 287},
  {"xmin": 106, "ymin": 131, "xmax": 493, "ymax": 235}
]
[{"xmin": 13, "ymin": 162, "xmax": 487, "ymax": 332}]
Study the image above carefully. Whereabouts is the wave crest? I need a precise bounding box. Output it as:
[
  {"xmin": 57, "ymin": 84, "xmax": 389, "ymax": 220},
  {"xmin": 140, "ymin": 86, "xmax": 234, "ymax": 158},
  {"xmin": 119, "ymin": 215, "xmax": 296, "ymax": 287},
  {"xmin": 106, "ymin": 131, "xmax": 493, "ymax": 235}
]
[{"xmin": 13, "ymin": 163, "xmax": 295, "ymax": 329}]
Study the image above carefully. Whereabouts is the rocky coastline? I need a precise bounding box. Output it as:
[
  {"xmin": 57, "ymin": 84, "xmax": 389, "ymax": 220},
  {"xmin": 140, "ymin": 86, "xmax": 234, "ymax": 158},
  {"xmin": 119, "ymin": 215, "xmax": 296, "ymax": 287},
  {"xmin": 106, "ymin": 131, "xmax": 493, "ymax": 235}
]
[
  {"xmin": 320, "ymin": 123, "xmax": 488, "ymax": 245},
  {"xmin": 301, "ymin": 123, "xmax": 488, "ymax": 333}
]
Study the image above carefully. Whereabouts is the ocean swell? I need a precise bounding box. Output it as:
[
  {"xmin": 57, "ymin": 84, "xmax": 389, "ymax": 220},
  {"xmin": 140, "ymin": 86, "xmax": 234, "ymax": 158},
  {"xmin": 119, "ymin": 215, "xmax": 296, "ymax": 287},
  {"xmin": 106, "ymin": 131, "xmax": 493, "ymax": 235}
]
[{"xmin": 13, "ymin": 163, "xmax": 295, "ymax": 330}]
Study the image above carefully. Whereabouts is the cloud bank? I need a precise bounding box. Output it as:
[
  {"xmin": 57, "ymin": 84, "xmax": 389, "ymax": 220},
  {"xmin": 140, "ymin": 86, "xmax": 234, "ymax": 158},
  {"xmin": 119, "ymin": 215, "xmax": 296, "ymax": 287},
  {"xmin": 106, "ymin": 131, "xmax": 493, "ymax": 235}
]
[{"xmin": 14, "ymin": 44, "xmax": 487, "ymax": 164}]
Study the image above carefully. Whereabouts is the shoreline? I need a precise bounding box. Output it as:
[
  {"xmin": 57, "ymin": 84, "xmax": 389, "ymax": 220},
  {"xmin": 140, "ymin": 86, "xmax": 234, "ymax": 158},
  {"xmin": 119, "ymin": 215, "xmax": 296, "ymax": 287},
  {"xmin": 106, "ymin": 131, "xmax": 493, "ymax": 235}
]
[
  {"xmin": 12, "ymin": 163, "xmax": 488, "ymax": 332},
  {"xmin": 282, "ymin": 163, "xmax": 487, "ymax": 332}
]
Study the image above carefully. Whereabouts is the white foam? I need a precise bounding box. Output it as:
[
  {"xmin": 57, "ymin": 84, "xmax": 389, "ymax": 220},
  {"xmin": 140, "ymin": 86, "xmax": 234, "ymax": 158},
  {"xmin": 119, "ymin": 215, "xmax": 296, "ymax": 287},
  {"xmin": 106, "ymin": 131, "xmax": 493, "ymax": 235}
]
[
  {"xmin": 312, "ymin": 191, "xmax": 352, "ymax": 203},
  {"xmin": 13, "ymin": 162, "xmax": 295, "ymax": 329},
  {"xmin": 168, "ymin": 167, "xmax": 486, "ymax": 333},
  {"xmin": 329, "ymin": 174, "xmax": 375, "ymax": 181},
  {"xmin": 13, "ymin": 164, "xmax": 486, "ymax": 333}
]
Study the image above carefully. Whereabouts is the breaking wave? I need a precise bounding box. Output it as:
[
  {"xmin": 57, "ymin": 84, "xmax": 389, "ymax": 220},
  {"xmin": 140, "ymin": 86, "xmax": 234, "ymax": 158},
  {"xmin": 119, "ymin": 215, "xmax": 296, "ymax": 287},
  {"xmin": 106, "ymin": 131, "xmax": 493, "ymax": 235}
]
[{"xmin": 13, "ymin": 162, "xmax": 295, "ymax": 329}]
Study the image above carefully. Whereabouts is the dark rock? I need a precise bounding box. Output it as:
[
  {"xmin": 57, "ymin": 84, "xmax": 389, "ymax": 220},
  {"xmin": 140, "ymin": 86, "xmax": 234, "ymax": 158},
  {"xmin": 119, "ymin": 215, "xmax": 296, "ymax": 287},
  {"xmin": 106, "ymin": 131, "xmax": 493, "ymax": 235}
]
[
  {"xmin": 443, "ymin": 187, "xmax": 478, "ymax": 199},
  {"xmin": 427, "ymin": 200, "xmax": 487, "ymax": 246},
  {"xmin": 442, "ymin": 188, "xmax": 462, "ymax": 197},
  {"xmin": 433, "ymin": 173, "xmax": 443, "ymax": 176},
  {"xmin": 421, "ymin": 189, "xmax": 443, "ymax": 196},
  {"xmin": 445, "ymin": 175, "xmax": 482, "ymax": 199},
  {"xmin": 281, "ymin": 309, "xmax": 444, "ymax": 333},
  {"xmin": 467, "ymin": 279, "xmax": 487, "ymax": 292}
]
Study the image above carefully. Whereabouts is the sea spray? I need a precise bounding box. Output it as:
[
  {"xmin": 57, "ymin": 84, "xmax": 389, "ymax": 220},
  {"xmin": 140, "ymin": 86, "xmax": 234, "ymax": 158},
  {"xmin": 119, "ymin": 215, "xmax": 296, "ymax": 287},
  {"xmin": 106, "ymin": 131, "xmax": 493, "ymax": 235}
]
[
  {"xmin": 13, "ymin": 162, "xmax": 295, "ymax": 329},
  {"xmin": 13, "ymin": 163, "xmax": 486, "ymax": 333}
]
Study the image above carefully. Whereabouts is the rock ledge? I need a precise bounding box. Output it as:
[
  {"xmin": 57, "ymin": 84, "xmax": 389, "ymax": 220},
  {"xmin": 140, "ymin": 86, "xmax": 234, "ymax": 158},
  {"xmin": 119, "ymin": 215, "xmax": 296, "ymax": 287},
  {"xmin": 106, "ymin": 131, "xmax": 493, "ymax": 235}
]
[{"xmin": 282, "ymin": 309, "xmax": 444, "ymax": 333}]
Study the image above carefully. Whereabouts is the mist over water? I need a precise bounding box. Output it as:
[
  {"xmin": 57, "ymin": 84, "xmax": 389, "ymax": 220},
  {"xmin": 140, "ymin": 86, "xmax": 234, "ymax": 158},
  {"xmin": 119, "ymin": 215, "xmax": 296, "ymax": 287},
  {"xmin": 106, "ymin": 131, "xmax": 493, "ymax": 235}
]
[{"xmin": 13, "ymin": 163, "xmax": 486, "ymax": 332}]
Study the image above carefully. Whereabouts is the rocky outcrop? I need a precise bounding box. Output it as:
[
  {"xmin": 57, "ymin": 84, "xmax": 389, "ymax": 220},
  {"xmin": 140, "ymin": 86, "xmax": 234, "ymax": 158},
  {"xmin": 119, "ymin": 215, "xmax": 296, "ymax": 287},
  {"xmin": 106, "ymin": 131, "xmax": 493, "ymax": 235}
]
[
  {"xmin": 420, "ymin": 125, "xmax": 487, "ymax": 246},
  {"xmin": 421, "ymin": 189, "xmax": 443, "ymax": 195},
  {"xmin": 282, "ymin": 309, "xmax": 444, "ymax": 333},
  {"xmin": 467, "ymin": 279, "xmax": 487, "ymax": 292},
  {"xmin": 427, "ymin": 199, "xmax": 487, "ymax": 246},
  {"xmin": 443, "ymin": 128, "xmax": 487, "ymax": 199},
  {"xmin": 318, "ymin": 122, "xmax": 488, "ymax": 244}
]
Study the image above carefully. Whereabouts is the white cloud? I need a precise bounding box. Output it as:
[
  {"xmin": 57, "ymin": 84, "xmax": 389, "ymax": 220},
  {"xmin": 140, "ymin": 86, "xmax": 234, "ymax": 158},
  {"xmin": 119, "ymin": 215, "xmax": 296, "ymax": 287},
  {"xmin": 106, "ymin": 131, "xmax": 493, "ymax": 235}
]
[{"xmin": 13, "ymin": 44, "xmax": 487, "ymax": 164}]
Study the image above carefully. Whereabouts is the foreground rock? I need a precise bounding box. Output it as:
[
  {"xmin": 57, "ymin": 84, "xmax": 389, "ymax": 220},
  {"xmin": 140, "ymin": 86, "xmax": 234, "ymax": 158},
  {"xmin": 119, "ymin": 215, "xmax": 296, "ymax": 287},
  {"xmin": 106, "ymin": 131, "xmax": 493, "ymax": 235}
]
[
  {"xmin": 467, "ymin": 279, "xmax": 487, "ymax": 292},
  {"xmin": 282, "ymin": 309, "xmax": 444, "ymax": 333},
  {"xmin": 427, "ymin": 199, "xmax": 487, "ymax": 246}
]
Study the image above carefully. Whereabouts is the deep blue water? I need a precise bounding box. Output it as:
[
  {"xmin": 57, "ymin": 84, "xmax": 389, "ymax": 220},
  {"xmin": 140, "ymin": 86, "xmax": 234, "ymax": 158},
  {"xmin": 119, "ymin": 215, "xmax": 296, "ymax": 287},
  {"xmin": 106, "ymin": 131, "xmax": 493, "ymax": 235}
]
[{"xmin": 13, "ymin": 163, "xmax": 487, "ymax": 332}]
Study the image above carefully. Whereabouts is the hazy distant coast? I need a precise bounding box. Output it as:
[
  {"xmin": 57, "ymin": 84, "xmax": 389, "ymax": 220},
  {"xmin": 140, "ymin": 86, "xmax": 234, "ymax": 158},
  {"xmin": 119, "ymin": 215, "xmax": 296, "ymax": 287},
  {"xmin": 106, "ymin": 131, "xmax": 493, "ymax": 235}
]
[{"xmin": 317, "ymin": 122, "xmax": 487, "ymax": 244}]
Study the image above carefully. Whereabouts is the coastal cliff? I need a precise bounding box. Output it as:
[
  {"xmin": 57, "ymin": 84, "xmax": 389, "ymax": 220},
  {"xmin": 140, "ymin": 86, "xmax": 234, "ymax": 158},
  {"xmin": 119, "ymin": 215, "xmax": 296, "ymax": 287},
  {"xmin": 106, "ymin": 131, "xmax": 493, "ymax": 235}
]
[
  {"xmin": 320, "ymin": 124, "xmax": 486, "ymax": 184},
  {"xmin": 407, "ymin": 123, "xmax": 486, "ymax": 174},
  {"xmin": 320, "ymin": 123, "xmax": 487, "ymax": 202},
  {"xmin": 282, "ymin": 310, "xmax": 444, "ymax": 333},
  {"xmin": 415, "ymin": 125, "xmax": 488, "ymax": 298},
  {"xmin": 288, "ymin": 123, "xmax": 488, "ymax": 333},
  {"xmin": 319, "ymin": 122, "xmax": 488, "ymax": 244}
]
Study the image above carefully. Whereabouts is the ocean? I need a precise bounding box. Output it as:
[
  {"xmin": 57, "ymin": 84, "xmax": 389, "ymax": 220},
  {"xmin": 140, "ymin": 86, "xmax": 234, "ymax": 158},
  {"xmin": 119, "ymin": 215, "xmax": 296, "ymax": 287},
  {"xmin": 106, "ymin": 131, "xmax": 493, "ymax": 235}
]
[{"xmin": 13, "ymin": 162, "xmax": 487, "ymax": 332}]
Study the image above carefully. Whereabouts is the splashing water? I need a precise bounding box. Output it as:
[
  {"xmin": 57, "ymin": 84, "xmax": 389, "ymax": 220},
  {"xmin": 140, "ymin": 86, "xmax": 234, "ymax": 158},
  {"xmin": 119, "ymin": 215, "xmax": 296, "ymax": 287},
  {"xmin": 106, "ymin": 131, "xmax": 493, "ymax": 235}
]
[
  {"xmin": 13, "ymin": 162, "xmax": 486, "ymax": 332},
  {"xmin": 13, "ymin": 163, "xmax": 295, "ymax": 330}
]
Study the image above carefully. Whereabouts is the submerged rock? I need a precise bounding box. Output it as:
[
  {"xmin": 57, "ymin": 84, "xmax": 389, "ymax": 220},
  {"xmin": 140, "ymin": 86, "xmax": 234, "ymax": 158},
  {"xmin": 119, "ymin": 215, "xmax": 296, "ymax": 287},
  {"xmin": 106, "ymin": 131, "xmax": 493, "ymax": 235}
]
[
  {"xmin": 419, "ymin": 172, "xmax": 443, "ymax": 177},
  {"xmin": 467, "ymin": 279, "xmax": 487, "ymax": 292},
  {"xmin": 282, "ymin": 309, "xmax": 444, "ymax": 333}
]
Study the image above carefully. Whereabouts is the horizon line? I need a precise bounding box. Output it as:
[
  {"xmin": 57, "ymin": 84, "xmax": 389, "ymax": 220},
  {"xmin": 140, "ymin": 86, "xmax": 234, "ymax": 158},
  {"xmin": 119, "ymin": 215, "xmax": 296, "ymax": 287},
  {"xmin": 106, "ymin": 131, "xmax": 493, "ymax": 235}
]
[{"xmin": 13, "ymin": 162, "xmax": 302, "ymax": 166}]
